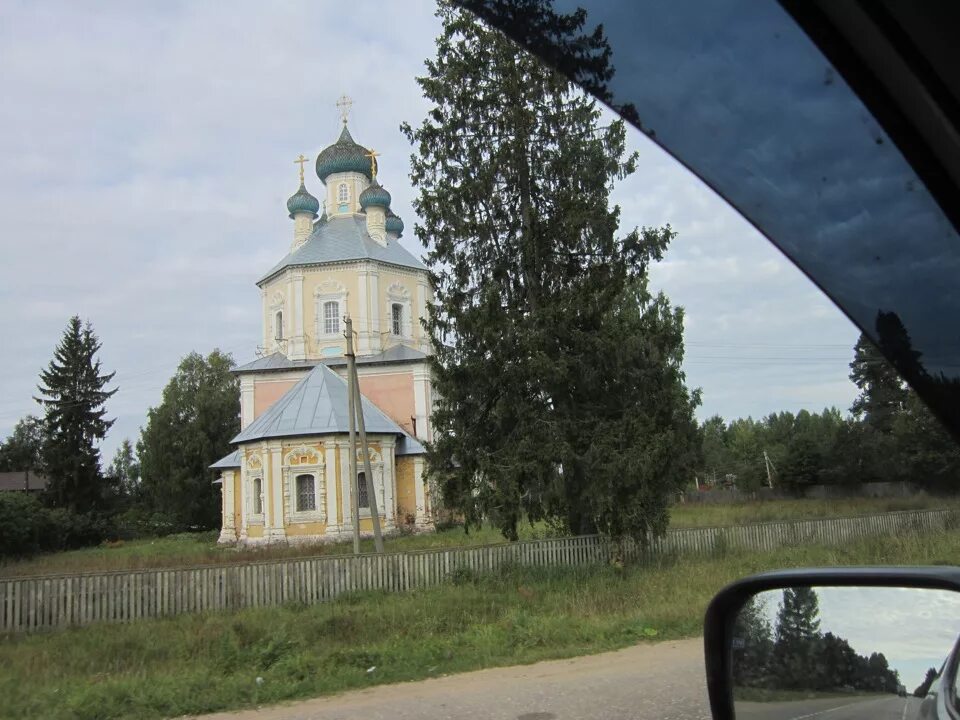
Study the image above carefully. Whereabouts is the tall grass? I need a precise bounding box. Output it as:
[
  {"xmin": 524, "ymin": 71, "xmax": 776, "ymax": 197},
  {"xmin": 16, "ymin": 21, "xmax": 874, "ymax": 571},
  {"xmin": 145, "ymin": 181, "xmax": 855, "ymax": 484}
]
[{"xmin": 1, "ymin": 528, "xmax": 957, "ymax": 720}]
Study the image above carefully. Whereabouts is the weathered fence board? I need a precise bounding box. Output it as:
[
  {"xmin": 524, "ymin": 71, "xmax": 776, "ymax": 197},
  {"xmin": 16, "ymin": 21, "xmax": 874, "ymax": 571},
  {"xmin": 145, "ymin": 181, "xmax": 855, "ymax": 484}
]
[{"xmin": 0, "ymin": 509, "xmax": 953, "ymax": 635}]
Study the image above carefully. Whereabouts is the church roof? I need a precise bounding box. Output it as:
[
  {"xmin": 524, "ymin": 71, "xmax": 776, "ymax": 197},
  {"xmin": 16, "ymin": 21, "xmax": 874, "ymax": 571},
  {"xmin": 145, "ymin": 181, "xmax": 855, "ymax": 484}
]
[
  {"xmin": 233, "ymin": 346, "xmax": 429, "ymax": 375},
  {"xmin": 210, "ymin": 449, "xmax": 242, "ymax": 469},
  {"xmin": 257, "ymin": 215, "xmax": 426, "ymax": 285},
  {"xmin": 231, "ymin": 363, "xmax": 409, "ymax": 444}
]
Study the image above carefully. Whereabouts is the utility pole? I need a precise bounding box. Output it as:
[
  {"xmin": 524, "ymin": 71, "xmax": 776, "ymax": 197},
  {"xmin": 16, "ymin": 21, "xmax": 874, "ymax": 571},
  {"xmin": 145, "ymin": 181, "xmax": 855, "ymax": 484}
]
[
  {"xmin": 345, "ymin": 316, "xmax": 361, "ymax": 554},
  {"xmin": 344, "ymin": 314, "xmax": 385, "ymax": 554},
  {"xmin": 763, "ymin": 449, "xmax": 776, "ymax": 489}
]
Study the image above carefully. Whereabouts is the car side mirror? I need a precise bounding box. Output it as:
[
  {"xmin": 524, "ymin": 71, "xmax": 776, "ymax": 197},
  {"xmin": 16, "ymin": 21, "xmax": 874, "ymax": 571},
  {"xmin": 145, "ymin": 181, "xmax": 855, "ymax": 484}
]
[{"xmin": 703, "ymin": 568, "xmax": 960, "ymax": 720}]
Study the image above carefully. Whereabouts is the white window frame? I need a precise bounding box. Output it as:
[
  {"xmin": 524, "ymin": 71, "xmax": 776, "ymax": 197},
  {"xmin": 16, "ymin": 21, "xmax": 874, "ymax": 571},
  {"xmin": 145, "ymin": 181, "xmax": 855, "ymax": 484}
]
[
  {"xmin": 295, "ymin": 473, "xmax": 317, "ymax": 512},
  {"xmin": 338, "ymin": 183, "xmax": 349, "ymax": 204},
  {"xmin": 354, "ymin": 448, "xmax": 385, "ymax": 518},
  {"xmin": 274, "ymin": 310, "xmax": 283, "ymax": 341},
  {"xmin": 390, "ymin": 303, "xmax": 403, "ymax": 337},
  {"xmin": 314, "ymin": 280, "xmax": 348, "ymax": 340},
  {"xmin": 246, "ymin": 453, "xmax": 264, "ymax": 525},
  {"xmin": 385, "ymin": 283, "xmax": 413, "ymax": 339},
  {"xmin": 323, "ymin": 301, "xmax": 340, "ymax": 336},
  {"xmin": 282, "ymin": 445, "xmax": 325, "ymax": 523},
  {"xmin": 252, "ymin": 477, "xmax": 264, "ymax": 516}
]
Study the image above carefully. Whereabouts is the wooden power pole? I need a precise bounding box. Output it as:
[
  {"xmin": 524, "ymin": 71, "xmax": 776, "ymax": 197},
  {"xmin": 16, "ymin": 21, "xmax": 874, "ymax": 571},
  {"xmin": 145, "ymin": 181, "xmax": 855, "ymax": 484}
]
[
  {"xmin": 344, "ymin": 315, "xmax": 384, "ymax": 554},
  {"xmin": 345, "ymin": 316, "xmax": 361, "ymax": 554}
]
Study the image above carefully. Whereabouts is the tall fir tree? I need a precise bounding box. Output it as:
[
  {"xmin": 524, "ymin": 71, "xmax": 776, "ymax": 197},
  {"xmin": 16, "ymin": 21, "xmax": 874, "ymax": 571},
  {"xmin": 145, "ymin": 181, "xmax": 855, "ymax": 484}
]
[
  {"xmin": 849, "ymin": 332, "xmax": 907, "ymax": 434},
  {"xmin": 138, "ymin": 350, "xmax": 238, "ymax": 530},
  {"xmin": 773, "ymin": 587, "xmax": 822, "ymax": 689},
  {"xmin": 107, "ymin": 438, "xmax": 141, "ymax": 500},
  {"xmin": 34, "ymin": 316, "xmax": 117, "ymax": 512},
  {"xmin": 403, "ymin": 1, "xmax": 699, "ymax": 542}
]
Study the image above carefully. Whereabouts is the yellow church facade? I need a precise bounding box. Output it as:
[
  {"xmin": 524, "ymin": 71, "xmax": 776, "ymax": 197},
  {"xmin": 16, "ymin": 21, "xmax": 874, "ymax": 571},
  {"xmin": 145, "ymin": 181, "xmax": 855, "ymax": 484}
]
[{"xmin": 212, "ymin": 112, "xmax": 435, "ymax": 546}]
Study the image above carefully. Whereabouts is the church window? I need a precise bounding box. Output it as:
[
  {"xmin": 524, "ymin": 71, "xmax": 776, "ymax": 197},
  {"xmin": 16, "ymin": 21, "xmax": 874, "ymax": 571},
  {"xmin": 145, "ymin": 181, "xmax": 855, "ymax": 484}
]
[
  {"xmin": 357, "ymin": 472, "xmax": 370, "ymax": 509},
  {"xmin": 252, "ymin": 477, "xmax": 263, "ymax": 515},
  {"xmin": 391, "ymin": 303, "xmax": 403, "ymax": 336},
  {"xmin": 274, "ymin": 311, "xmax": 283, "ymax": 341},
  {"xmin": 338, "ymin": 183, "xmax": 349, "ymax": 204},
  {"xmin": 296, "ymin": 474, "xmax": 316, "ymax": 511},
  {"xmin": 323, "ymin": 301, "xmax": 340, "ymax": 335}
]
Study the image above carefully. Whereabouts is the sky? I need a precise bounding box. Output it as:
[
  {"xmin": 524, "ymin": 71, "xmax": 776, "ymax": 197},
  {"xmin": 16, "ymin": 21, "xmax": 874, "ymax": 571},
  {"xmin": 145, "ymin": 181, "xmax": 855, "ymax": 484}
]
[
  {"xmin": 753, "ymin": 587, "xmax": 960, "ymax": 690},
  {"xmin": 0, "ymin": 0, "xmax": 861, "ymax": 464}
]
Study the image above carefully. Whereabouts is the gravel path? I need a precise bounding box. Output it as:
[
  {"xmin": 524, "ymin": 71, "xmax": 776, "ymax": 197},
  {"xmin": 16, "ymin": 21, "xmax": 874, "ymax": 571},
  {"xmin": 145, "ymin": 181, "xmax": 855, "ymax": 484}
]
[{"xmin": 192, "ymin": 637, "xmax": 710, "ymax": 720}]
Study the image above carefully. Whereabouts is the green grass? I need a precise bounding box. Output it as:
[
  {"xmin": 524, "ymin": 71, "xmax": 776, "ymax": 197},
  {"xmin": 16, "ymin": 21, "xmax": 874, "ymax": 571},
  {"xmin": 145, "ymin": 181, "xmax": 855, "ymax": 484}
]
[
  {"xmin": 734, "ymin": 687, "xmax": 882, "ymax": 703},
  {"xmin": 0, "ymin": 524, "xmax": 551, "ymax": 578},
  {"xmin": 1, "ymin": 528, "xmax": 958, "ymax": 720},
  {"xmin": 668, "ymin": 495, "xmax": 958, "ymax": 529},
  {"xmin": 3, "ymin": 495, "xmax": 955, "ymax": 579}
]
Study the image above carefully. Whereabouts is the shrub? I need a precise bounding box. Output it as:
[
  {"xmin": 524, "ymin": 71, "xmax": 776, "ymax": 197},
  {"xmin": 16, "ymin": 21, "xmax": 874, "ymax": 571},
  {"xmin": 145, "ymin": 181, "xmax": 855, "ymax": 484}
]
[{"xmin": 0, "ymin": 492, "xmax": 47, "ymax": 557}]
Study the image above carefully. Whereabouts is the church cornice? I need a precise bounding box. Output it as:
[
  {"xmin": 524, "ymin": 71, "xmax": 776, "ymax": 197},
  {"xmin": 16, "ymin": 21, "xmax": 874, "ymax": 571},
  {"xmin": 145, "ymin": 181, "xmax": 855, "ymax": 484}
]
[{"xmin": 257, "ymin": 258, "xmax": 428, "ymax": 288}]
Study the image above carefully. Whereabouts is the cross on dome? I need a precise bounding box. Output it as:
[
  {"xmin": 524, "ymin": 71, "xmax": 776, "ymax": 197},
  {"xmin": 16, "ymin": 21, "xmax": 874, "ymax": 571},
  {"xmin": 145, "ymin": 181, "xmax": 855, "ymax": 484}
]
[{"xmin": 336, "ymin": 94, "xmax": 353, "ymax": 126}]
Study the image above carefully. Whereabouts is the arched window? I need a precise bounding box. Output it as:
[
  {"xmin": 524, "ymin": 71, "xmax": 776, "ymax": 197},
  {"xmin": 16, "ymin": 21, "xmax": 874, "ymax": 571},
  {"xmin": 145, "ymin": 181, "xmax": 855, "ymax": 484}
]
[
  {"xmin": 323, "ymin": 300, "xmax": 340, "ymax": 335},
  {"xmin": 274, "ymin": 310, "xmax": 283, "ymax": 341},
  {"xmin": 252, "ymin": 477, "xmax": 263, "ymax": 515},
  {"xmin": 391, "ymin": 303, "xmax": 403, "ymax": 336},
  {"xmin": 338, "ymin": 183, "xmax": 349, "ymax": 204},
  {"xmin": 296, "ymin": 474, "xmax": 316, "ymax": 511},
  {"xmin": 357, "ymin": 472, "xmax": 370, "ymax": 509}
]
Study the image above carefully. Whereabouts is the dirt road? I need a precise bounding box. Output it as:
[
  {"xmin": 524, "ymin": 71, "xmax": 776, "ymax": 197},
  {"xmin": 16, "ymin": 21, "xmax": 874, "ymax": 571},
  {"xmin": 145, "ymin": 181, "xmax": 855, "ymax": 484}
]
[{"xmin": 193, "ymin": 637, "xmax": 710, "ymax": 720}]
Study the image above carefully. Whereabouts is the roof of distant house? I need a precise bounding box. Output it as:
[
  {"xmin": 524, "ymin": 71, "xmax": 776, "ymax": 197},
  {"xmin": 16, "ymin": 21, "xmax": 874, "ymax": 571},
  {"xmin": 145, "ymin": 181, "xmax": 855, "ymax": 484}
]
[{"xmin": 0, "ymin": 471, "xmax": 48, "ymax": 491}]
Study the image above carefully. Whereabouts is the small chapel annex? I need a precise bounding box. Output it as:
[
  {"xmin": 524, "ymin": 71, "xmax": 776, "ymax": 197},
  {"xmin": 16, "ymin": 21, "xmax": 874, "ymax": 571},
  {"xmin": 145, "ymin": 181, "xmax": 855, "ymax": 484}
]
[{"xmin": 211, "ymin": 109, "xmax": 435, "ymax": 546}]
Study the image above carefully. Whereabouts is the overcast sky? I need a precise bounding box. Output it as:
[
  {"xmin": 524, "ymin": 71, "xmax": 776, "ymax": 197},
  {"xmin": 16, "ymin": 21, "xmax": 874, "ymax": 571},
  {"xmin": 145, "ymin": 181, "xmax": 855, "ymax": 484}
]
[
  {"xmin": 0, "ymin": 0, "xmax": 860, "ymax": 463},
  {"xmin": 755, "ymin": 587, "xmax": 960, "ymax": 689}
]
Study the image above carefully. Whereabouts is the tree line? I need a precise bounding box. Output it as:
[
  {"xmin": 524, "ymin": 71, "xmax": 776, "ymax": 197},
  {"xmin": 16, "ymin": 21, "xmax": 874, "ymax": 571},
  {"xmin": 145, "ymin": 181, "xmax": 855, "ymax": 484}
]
[
  {"xmin": 0, "ymin": 316, "xmax": 238, "ymax": 557},
  {"xmin": 698, "ymin": 326, "xmax": 960, "ymax": 495},
  {"xmin": 734, "ymin": 587, "xmax": 901, "ymax": 694}
]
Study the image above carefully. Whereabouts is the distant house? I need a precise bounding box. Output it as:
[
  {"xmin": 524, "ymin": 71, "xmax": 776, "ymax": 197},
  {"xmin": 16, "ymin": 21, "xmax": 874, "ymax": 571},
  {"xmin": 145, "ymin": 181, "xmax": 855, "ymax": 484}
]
[{"xmin": 0, "ymin": 471, "xmax": 48, "ymax": 492}]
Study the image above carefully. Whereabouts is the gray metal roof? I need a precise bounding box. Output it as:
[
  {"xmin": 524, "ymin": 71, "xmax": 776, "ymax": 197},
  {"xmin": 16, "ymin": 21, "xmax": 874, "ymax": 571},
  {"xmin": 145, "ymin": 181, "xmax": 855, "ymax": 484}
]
[
  {"xmin": 0, "ymin": 471, "xmax": 47, "ymax": 491},
  {"xmin": 231, "ymin": 363, "xmax": 409, "ymax": 443},
  {"xmin": 210, "ymin": 450, "xmax": 242, "ymax": 469},
  {"xmin": 233, "ymin": 346, "xmax": 429, "ymax": 374},
  {"xmin": 396, "ymin": 434, "xmax": 426, "ymax": 456},
  {"xmin": 258, "ymin": 215, "xmax": 427, "ymax": 285}
]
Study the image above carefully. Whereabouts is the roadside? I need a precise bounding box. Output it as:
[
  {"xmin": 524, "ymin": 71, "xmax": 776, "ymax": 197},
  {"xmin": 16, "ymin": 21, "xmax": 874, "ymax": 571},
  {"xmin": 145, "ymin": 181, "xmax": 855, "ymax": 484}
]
[
  {"xmin": 2, "ymin": 529, "xmax": 956, "ymax": 720},
  {"xmin": 191, "ymin": 637, "xmax": 709, "ymax": 720}
]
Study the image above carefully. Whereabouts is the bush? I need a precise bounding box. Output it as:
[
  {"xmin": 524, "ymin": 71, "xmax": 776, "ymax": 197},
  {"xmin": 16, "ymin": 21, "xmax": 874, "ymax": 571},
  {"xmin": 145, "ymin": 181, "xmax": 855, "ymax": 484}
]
[
  {"xmin": 0, "ymin": 493, "xmax": 47, "ymax": 557},
  {"xmin": 0, "ymin": 494, "xmax": 115, "ymax": 559},
  {"xmin": 113, "ymin": 507, "xmax": 180, "ymax": 540}
]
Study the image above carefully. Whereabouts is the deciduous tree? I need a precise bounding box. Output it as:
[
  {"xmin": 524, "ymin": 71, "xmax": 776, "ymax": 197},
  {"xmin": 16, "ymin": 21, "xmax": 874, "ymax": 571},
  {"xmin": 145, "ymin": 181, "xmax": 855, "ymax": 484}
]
[{"xmin": 138, "ymin": 350, "xmax": 238, "ymax": 530}]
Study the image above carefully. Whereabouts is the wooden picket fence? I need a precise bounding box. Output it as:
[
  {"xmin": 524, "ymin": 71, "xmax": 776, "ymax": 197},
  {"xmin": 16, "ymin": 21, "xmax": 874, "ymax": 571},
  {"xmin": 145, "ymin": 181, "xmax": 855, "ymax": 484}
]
[{"xmin": 0, "ymin": 508, "xmax": 953, "ymax": 635}]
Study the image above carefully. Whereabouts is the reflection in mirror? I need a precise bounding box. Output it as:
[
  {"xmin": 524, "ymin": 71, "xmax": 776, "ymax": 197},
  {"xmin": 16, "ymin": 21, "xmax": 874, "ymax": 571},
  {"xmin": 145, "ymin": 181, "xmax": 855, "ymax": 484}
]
[{"xmin": 732, "ymin": 586, "xmax": 960, "ymax": 720}]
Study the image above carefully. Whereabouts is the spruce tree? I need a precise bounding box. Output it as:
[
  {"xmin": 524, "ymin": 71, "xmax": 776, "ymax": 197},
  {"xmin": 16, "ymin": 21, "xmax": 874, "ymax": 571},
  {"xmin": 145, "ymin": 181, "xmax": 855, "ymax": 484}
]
[
  {"xmin": 404, "ymin": 1, "xmax": 699, "ymax": 542},
  {"xmin": 35, "ymin": 316, "xmax": 117, "ymax": 513},
  {"xmin": 850, "ymin": 332, "xmax": 907, "ymax": 434}
]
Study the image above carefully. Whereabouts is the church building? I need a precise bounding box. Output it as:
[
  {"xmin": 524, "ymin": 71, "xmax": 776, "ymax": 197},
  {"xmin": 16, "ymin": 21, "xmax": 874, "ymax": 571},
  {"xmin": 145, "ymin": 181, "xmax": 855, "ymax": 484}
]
[{"xmin": 211, "ymin": 107, "xmax": 435, "ymax": 546}]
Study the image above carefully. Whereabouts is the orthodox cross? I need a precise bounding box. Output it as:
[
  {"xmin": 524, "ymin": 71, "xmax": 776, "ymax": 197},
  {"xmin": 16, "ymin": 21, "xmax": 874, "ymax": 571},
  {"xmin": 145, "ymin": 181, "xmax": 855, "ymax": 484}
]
[
  {"xmin": 336, "ymin": 94, "xmax": 353, "ymax": 125},
  {"xmin": 294, "ymin": 154, "xmax": 309, "ymax": 184},
  {"xmin": 366, "ymin": 148, "xmax": 380, "ymax": 179}
]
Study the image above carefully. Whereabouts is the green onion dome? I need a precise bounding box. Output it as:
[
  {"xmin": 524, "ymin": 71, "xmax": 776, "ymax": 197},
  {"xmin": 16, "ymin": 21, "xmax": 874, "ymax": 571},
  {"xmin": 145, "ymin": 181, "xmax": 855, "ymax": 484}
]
[
  {"xmin": 385, "ymin": 209, "xmax": 404, "ymax": 237},
  {"xmin": 286, "ymin": 182, "xmax": 320, "ymax": 218},
  {"xmin": 359, "ymin": 180, "xmax": 391, "ymax": 209},
  {"xmin": 315, "ymin": 126, "xmax": 372, "ymax": 182}
]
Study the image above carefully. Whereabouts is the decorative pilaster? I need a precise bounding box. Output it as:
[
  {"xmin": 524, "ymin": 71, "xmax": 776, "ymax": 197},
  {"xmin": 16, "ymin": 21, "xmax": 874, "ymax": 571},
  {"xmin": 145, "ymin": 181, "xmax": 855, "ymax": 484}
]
[{"xmin": 217, "ymin": 470, "xmax": 238, "ymax": 544}]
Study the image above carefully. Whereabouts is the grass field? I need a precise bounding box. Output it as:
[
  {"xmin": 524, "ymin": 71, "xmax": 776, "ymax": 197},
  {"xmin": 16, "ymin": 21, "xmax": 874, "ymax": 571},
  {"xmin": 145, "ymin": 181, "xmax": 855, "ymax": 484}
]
[
  {"xmin": 1, "ymin": 528, "xmax": 957, "ymax": 720},
  {"xmin": 2, "ymin": 495, "xmax": 954, "ymax": 579}
]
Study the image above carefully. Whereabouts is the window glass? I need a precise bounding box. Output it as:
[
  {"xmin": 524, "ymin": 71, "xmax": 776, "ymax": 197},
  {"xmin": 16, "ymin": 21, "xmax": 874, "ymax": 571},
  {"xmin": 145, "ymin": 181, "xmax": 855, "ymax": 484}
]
[
  {"xmin": 391, "ymin": 303, "xmax": 403, "ymax": 336},
  {"xmin": 274, "ymin": 311, "xmax": 283, "ymax": 341},
  {"xmin": 295, "ymin": 474, "xmax": 315, "ymax": 511},
  {"xmin": 252, "ymin": 477, "xmax": 262, "ymax": 515},
  {"xmin": 338, "ymin": 183, "xmax": 348, "ymax": 203},
  {"xmin": 357, "ymin": 471, "xmax": 369, "ymax": 509},
  {"xmin": 323, "ymin": 301, "xmax": 339, "ymax": 335}
]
